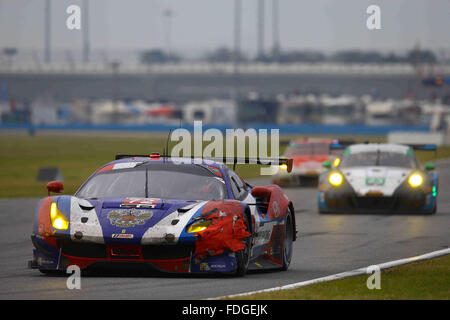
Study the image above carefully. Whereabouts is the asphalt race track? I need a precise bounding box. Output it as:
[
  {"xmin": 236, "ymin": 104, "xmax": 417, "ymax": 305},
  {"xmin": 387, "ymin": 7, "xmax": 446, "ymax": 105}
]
[{"xmin": 0, "ymin": 161, "xmax": 449, "ymax": 300}]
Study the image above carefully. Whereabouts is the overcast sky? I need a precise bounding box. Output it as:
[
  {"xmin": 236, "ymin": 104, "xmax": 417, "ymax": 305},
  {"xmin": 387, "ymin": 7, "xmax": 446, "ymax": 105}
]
[{"xmin": 0, "ymin": 0, "xmax": 449, "ymax": 58}]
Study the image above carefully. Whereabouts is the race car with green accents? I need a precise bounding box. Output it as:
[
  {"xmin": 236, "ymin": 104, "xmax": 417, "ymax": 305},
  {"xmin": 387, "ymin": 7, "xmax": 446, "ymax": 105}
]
[{"xmin": 317, "ymin": 143, "xmax": 438, "ymax": 214}]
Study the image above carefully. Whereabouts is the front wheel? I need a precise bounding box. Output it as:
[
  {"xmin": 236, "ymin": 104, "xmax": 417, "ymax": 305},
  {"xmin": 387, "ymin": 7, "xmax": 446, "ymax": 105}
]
[
  {"xmin": 281, "ymin": 208, "xmax": 294, "ymax": 271},
  {"xmin": 429, "ymin": 204, "xmax": 437, "ymax": 215},
  {"xmin": 235, "ymin": 214, "xmax": 252, "ymax": 277},
  {"xmin": 39, "ymin": 269, "xmax": 65, "ymax": 276}
]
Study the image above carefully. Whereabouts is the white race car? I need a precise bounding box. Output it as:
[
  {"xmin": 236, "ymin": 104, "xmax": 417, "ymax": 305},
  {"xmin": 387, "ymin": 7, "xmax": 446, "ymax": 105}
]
[{"xmin": 318, "ymin": 143, "xmax": 438, "ymax": 214}]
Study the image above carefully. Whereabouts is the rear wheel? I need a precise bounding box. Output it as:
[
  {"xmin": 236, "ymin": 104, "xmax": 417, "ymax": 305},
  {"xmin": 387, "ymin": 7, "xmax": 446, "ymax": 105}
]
[{"xmin": 281, "ymin": 208, "xmax": 294, "ymax": 271}]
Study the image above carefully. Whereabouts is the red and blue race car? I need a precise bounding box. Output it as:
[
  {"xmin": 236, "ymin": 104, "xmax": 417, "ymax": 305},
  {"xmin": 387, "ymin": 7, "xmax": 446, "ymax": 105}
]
[{"xmin": 29, "ymin": 153, "xmax": 296, "ymax": 276}]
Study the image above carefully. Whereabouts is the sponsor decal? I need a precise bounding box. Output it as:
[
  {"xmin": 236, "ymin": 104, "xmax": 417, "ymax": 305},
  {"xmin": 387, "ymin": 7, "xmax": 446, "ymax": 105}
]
[
  {"xmin": 112, "ymin": 233, "xmax": 134, "ymax": 239},
  {"xmin": 107, "ymin": 209, "xmax": 153, "ymax": 228},
  {"xmin": 205, "ymin": 165, "xmax": 223, "ymax": 177},
  {"xmin": 272, "ymin": 200, "xmax": 280, "ymax": 217},
  {"xmin": 37, "ymin": 257, "xmax": 54, "ymax": 265},
  {"xmin": 366, "ymin": 177, "xmax": 385, "ymax": 186},
  {"xmin": 112, "ymin": 162, "xmax": 142, "ymax": 170},
  {"xmin": 122, "ymin": 197, "xmax": 160, "ymax": 208},
  {"xmin": 199, "ymin": 262, "xmax": 210, "ymax": 271},
  {"xmin": 256, "ymin": 230, "xmax": 272, "ymax": 242}
]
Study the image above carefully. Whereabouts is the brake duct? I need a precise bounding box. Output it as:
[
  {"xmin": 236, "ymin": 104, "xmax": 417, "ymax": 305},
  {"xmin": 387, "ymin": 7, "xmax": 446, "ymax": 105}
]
[{"xmin": 194, "ymin": 201, "xmax": 251, "ymax": 259}]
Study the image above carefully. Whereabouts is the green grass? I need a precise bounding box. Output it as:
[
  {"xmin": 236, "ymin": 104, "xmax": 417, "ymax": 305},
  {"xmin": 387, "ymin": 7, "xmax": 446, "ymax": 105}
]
[
  {"xmin": 0, "ymin": 134, "xmax": 164, "ymax": 197},
  {"xmin": 0, "ymin": 134, "xmax": 271, "ymax": 198},
  {"xmin": 417, "ymin": 147, "xmax": 450, "ymax": 163},
  {"xmin": 0, "ymin": 134, "xmax": 449, "ymax": 198},
  {"xmin": 229, "ymin": 254, "xmax": 450, "ymax": 300}
]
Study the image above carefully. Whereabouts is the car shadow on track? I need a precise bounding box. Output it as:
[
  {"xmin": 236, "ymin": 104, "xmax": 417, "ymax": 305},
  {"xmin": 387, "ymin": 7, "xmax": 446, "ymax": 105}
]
[
  {"xmin": 39, "ymin": 268, "xmax": 271, "ymax": 279},
  {"xmin": 38, "ymin": 264, "xmax": 288, "ymax": 279},
  {"xmin": 318, "ymin": 211, "xmax": 437, "ymax": 216}
]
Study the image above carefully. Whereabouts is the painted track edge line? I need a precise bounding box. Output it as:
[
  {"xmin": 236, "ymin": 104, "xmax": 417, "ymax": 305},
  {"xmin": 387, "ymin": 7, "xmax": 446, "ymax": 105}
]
[{"xmin": 208, "ymin": 247, "xmax": 450, "ymax": 300}]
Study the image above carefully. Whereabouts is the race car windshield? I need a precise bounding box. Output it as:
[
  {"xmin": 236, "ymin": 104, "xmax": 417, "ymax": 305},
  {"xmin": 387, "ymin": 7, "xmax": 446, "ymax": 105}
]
[
  {"xmin": 76, "ymin": 163, "xmax": 227, "ymax": 200},
  {"xmin": 340, "ymin": 151, "xmax": 417, "ymax": 168},
  {"xmin": 286, "ymin": 143, "xmax": 329, "ymax": 156}
]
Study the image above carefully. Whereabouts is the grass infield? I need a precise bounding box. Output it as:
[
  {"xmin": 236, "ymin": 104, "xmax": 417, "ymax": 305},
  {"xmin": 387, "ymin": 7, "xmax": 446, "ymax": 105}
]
[
  {"xmin": 0, "ymin": 134, "xmax": 449, "ymax": 198},
  {"xmin": 228, "ymin": 254, "xmax": 450, "ymax": 300}
]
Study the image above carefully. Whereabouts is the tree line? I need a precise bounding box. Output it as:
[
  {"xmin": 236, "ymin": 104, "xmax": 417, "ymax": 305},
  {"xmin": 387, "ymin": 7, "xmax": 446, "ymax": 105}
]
[{"xmin": 140, "ymin": 48, "xmax": 441, "ymax": 64}]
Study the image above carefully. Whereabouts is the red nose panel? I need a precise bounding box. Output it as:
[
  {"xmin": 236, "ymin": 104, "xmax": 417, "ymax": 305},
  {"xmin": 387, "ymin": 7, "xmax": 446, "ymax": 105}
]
[{"xmin": 109, "ymin": 245, "xmax": 142, "ymax": 259}]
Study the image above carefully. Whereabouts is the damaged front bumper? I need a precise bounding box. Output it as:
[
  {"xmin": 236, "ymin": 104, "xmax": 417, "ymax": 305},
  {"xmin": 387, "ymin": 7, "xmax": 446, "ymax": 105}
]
[{"xmin": 29, "ymin": 234, "xmax": 240, "ymax": 274}]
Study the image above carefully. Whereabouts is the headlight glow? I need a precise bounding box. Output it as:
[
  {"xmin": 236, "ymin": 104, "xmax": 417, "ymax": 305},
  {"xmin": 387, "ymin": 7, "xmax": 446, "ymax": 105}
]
[
  {"xmin": 50, "ymin": 202, "xmax": 69, "ymax": 230},
  {"xmin": 329, "ymin": 172, "xmax": 343, "ymax": 186},
  {"xmin": 279, "ymin": 164, "xmax": 288, "ymax": 170},
  {"xmin": 187, "ymin": 220, "xmax": 212, "ymax": 233},
  {"xmin": 333, "ymin": 158, "xmax": 340, "ymax": 167},
  {"xmin": 408, "ymin": 173, "xmax": 423, "ymax": 188}
]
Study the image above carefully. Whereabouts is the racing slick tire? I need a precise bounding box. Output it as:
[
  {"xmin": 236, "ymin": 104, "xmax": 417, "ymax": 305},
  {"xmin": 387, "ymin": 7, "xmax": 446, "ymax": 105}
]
[
  {"xmin": 235, "ymin": 213, "xmax": 252, "ymax": 277},
  {"xmin": 318, "ymin": 206, "xmax": 331, "ymax": 214},
  {"xmin": 39, "ymin": 269, "xmax": 65, "ymax": 276},
  {"xmin": 281, "ymin": 208, "xmax": 294, "ymax": 271},
  {"xmin": 429, "ymin": 204, "xmax": 437, "ymax": 215}
]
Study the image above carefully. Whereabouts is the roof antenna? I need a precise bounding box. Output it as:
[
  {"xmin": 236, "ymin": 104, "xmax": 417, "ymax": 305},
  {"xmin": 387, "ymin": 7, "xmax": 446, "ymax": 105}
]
[{"xmin": 165, "ymin": 129, "xmax": 172, "ymax": 161}]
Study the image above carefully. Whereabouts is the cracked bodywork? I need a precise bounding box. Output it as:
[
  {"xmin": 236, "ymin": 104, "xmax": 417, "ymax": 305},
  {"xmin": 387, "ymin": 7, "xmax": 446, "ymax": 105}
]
[{"xmin": 194, "ymin": 201, "xmax": 251, "ymax": 258}]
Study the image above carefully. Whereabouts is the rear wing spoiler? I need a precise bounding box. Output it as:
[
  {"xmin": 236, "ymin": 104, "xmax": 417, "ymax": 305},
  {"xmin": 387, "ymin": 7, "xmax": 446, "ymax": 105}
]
[
  {"xmin": 329, "ymin": 140, "xmax": 356, "ymax": 151},
  {"xmin": 327, "ymin": 143, "xmax": 437, "ymax": 151},
  {"xmin": 407, "ymin": 144, "xmax": 437, "ymax": 159},
  {"xmin": 407, "ymin": 144, "xmax": 437, "ymax": 151},
  {"xmin": 115, "ymin": 154, "xmax": 294, "ymax": 173}
]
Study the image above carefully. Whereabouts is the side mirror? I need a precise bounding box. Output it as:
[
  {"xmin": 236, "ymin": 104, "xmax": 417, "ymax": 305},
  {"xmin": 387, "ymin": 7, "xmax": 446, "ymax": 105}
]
[
  {"xmin": 46, "ymin": 180, "xmax": 64, "ymax": 196},
  {"xmin": 322, "ymin": 160, "xmax": 332, "ymax": 169},
  {"xmin": 251, "ymin": 186, "xmax": 272, "ymax": 200},
  {"xmin": 425, "ymin": 162, "xmax": 435, "ymax": 171},
  {"xmin": 286, "ymin": 158, "xmax": 293, "ymax": 173}
]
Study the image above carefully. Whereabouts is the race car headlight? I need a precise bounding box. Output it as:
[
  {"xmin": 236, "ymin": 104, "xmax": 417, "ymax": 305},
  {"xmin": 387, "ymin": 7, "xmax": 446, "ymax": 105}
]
[
  {"xmin": 50, "ymin": 202, "xmax": 69, "ymax": 230},
  {"xmin": 187, "ymin": 220, "xmax": 212, "ymax": 233},
  {"xmin": 333, "ymin": 158, "xmax": 340, "ymax": 167},
  {"xmin": 408, "ymin": 173, "xmax": 423, "ymax": 188},
  {"xmin": 329, "ymin": 172, "xmax": 343, "ymax": 186}
]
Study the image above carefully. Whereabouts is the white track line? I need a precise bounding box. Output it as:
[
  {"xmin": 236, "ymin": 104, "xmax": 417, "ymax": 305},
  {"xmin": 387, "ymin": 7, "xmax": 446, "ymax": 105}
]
[{"xmin": 209, "ymin": 247, "xmax": 450, "ymax": 300}]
